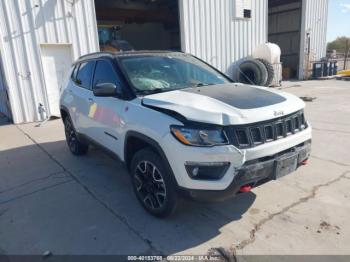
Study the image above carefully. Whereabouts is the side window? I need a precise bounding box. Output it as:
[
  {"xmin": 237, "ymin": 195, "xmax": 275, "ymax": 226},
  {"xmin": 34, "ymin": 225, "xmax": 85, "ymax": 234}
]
[
  {"xmin": 71, "ymin": 64, "xmax": 79, "ymax": 82},
  {"xmin": 93, "ymin": 60, "xmax": 120, "ymax": 87},
  {"xmin": 76, "ymin": 61, "xmax": 95, "ymax": 90}
]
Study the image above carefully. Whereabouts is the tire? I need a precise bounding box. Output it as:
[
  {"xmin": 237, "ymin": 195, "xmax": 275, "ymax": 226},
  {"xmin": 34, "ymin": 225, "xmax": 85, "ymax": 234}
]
[
  {"xmin": 64, "ymin": 117, "xmax": 89, "ymax": 155},
  {"xmin": 234, "ymin": 59, "xmax": 268, "ymax": 86},
  {"xmin": 130, "ymin": 148, "xmax": 178, "ymax": 218},
  {"xmin": 256, "ymin": 58, "xmax": 275, "ymax": 86}
]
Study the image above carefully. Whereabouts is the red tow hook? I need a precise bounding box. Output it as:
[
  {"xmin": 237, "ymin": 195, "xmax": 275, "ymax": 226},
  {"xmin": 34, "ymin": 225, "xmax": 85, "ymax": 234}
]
[
  {"xmin": 239, "ymin": 185, "xmax": 252, "ymax": 193},
  {"xmin": 300, "ymin": 159, "xmax": 308, "ymax": 166}
]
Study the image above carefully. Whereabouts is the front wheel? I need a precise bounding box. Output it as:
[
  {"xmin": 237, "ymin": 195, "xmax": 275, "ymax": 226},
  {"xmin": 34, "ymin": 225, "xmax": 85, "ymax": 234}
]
[{"xmin": 130, "ymin": 149, "xmax": 178, "ymax": 218}]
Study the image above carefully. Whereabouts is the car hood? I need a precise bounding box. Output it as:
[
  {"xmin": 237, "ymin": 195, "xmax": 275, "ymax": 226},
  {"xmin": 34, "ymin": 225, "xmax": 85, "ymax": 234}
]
[{"xmin": 142, "ymin": 83, "xmax": 305, "ymax": 125}]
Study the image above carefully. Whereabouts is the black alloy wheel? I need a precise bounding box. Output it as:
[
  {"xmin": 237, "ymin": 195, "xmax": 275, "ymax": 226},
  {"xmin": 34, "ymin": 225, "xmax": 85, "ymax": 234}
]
[
  {"xmin": 131, "ymin": 149, "xmax": 178, "ymax": 217},
  {"xmin": 64, "ymin": 117, "xmax": 89, "ymax": 155},
  {"xmin": 134, "ymin": 160, "xmax": 167, "ymax": 210}
]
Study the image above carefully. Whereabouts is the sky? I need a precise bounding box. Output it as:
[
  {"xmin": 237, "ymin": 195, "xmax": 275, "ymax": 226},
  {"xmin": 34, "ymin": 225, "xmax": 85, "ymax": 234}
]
[{"xmin": 327, "ymin": 0, "xmax": 350, "ymax": 42}]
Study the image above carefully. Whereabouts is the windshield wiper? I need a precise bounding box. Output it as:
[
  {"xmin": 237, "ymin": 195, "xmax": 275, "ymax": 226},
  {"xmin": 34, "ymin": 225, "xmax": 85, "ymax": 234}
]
[
  {"xmin": 137, "ymin": 83, "xmax": 215, "ymax": 95},
  {"xmin": 194, "ymin": 82, "xmax": 214, "ymax": 87},
  {"xmin": 137, "ymin": 88, "xmax": 173, "ymax": 95}
]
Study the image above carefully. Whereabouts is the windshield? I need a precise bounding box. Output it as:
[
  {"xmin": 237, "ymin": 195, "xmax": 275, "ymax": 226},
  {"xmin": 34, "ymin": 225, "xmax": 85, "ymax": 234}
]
[{"xmin": 118, "ymin": 54, "xmax": 231, "ymax": 94}]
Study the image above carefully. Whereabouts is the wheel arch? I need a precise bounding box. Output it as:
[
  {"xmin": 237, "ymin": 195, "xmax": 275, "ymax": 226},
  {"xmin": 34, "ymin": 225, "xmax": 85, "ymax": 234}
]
[
  {"xmin": 60, "ymin": 105, "xmax": 70, "ymax": 122},
  {"xmin": 124, "ymin": 131, "xmax": 175, "ymax": 179},
  {"xmin": 124, "ymin": 131, "xmax": 163, "ymax": 166}
]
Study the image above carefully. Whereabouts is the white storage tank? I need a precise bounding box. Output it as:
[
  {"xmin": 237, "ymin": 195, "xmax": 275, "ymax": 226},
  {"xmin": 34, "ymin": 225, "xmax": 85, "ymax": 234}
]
[{"xmin": 253, "ymin": 43, "xmax": 281, "ymax": 64}]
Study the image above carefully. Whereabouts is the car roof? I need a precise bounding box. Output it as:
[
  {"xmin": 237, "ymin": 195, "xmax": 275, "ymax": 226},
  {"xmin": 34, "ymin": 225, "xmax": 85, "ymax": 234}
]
[{"xmin": 74, "ymin": 50, "xmax": 185, "ymax": 64}]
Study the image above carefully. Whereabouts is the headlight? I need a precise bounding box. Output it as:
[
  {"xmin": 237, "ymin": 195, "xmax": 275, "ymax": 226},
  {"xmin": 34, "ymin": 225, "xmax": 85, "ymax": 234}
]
[{"xmin": 170, "ymin": 125, "xmax": 229, "ymax": 147}]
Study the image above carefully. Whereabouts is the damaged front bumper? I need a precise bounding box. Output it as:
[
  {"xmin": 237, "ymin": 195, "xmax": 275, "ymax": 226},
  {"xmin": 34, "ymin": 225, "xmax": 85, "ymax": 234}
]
[{"xmin": 179, "ymin": 140, "xmax": 312, "ymax": 202}]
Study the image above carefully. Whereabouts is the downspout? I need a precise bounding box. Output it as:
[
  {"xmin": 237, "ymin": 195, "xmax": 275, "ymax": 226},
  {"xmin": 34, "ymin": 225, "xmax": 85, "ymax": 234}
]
[
  {"xmin": 178, "ymin": 0, "xmax": 186, "ymax": 53},
  {"xmin": 299, "ymin": 0, "xmax": 307, "ymax": 80}
]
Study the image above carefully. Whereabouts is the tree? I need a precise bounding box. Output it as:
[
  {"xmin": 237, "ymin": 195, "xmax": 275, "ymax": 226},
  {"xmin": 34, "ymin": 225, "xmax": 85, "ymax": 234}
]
[
  {"xmin": 328, "ymin": 36, "xmax": 350, "ymax": 70},
  {"xmin": 327, "ymin": 36, "xmax": 350, "ymax": 53}
]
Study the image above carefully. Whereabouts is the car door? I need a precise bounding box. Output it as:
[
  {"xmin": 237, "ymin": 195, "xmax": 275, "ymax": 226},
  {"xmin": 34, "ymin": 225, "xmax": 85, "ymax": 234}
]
[
  {"xmin": 89, "ymin": 59, "xmax": 126, "ymax": 156},
  {"xmin": 70, "ymin": 60, "xmax": 96, "ymax": 136}
]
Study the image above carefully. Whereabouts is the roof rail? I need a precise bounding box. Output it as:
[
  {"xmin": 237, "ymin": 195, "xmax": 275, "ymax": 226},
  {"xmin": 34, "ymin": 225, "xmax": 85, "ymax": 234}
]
[
  {"xmin": 78, "ymin": 51, "xmax": 115, "ymax": 60},
  {"xmin": 74, "ymin": 50, "xmax": 186, "ymax": 63}
]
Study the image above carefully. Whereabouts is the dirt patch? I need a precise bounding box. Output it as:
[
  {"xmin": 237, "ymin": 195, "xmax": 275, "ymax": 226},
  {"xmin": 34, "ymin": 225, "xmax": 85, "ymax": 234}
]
[
  {"xmin": 299, "ymin": 96, "xmax": 317, "ymax": 102},
  {"xmin": 320, "ymin": 221, "xmax": 331, "ymax": 230},
  {"xmin": 316, "ymin": 221, "xmax": 341, "ymax": 235}
]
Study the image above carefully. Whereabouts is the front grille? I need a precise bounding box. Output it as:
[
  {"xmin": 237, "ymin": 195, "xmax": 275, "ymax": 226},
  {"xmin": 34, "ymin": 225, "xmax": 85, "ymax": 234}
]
[
  {"xmin": 236, "ymin": 129, "xmax": 249, "ymax": 145},
  {"xmin": 250, "ymin": 127, "xmax": 262, "ymax": 145},
  {"xmin": 264, "ymin": 125, "xmax": 274, "ymax": 141},
  {"xmin": 225, "ymin": 111, "xmax": 308, "ymax": 149},
  {"xmin": 286, "ymin": 119, "xmax": 293, "ymax": 134}
]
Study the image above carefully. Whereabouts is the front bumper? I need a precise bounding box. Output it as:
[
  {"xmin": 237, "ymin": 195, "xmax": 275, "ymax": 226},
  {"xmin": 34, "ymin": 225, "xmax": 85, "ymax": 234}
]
[
  {"xmin": 179, "ymin": 140, "xmax": 311, "ymax": 201},
  {"xmin": 162, "ymin": 126, "xmax": 312, "ymax": 190}
]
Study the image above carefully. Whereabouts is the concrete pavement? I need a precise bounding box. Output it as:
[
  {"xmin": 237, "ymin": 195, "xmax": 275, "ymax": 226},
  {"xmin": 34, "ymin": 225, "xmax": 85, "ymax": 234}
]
[{"xmin": 0, "ymin": 80, "xmax": 350, "ymax": 258}]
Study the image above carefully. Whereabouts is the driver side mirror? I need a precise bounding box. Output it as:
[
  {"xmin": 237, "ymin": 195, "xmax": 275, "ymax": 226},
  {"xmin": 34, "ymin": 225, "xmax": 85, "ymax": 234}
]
[{"xmin": 93, "ymin": 82, "xmax": 122, "ymax": 97}]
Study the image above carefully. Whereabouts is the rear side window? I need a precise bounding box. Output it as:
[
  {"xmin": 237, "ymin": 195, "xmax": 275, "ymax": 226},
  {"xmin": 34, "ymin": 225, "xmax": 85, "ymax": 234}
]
[
  {"xmin": 76, "ymin": 61, "xmax": 95, "ymax": 90},
  {"xmin": 93, "ymin": 60, "xmax": 120, "ymax": 87}
]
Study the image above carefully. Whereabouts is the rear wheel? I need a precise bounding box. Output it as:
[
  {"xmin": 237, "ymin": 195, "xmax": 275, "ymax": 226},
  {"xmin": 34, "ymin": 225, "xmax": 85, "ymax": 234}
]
[
  {"xmin": 64, "ymin": 117, "xmax": 89, "ymax": 155},
  {"xmin": 131, "ymin": 149, "xmax": 178, "ymax": 218}
]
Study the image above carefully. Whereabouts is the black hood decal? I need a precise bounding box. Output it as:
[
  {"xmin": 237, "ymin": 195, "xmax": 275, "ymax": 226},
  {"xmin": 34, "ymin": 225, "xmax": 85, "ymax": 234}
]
[{"xmin": 182, "ymin": 84, "xmax": 286, "ymax": 109}]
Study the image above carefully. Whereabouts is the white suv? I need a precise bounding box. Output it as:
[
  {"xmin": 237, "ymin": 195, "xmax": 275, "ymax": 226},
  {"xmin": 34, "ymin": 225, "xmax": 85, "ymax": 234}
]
[{"xmin": 60, "ymin": 51, "xmax": 312, "ymax": 217}]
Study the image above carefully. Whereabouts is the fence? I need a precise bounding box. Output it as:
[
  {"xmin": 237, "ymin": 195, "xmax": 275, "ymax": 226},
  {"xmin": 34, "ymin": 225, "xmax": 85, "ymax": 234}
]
[
  {"xmin": 336, "ymin": 59, "xmax": 350, "ymax": 71},
  {"xmin": 327, "ymin": 52, "xmax": 350, "ymax": 71}
]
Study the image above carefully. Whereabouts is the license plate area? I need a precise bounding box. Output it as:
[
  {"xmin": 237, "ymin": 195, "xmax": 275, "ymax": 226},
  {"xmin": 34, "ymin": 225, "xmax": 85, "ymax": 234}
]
[{"xmin": 274, "ymin": 154, "xmax": 298, "ymax": 179}]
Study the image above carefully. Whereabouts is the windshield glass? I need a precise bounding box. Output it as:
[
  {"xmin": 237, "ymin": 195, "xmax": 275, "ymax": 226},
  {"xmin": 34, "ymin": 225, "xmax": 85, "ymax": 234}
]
[{"xmin": 118, "ymin": 54, "xmax": 231, "ymax": 94}]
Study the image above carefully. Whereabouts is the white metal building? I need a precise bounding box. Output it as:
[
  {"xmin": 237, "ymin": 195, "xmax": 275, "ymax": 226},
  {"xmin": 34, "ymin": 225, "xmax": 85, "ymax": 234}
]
[
  {"xmin": 0, "ymin": 0, "xmax": 328, "ymax": 124},
  {"xmin": 0, "ymin": 0, "xmax": 99, "ymax": 123},
  {"xmin": 269, "ymin": 0, "xmax": 329, "ymax": 79}
]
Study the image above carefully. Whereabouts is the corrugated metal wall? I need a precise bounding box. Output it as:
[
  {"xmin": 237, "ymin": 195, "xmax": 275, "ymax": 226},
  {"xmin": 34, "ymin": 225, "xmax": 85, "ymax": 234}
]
[
  {"xmin": 299, "ymin": 0, "xmax": 329, "ymax": 79},
  {"xmin": 179, "ymin": 0, "xmax": 268, "ymax": 77},
  {"xmin": 0, "ymin": 0, "xmax": 99, "ymax": 123}
]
